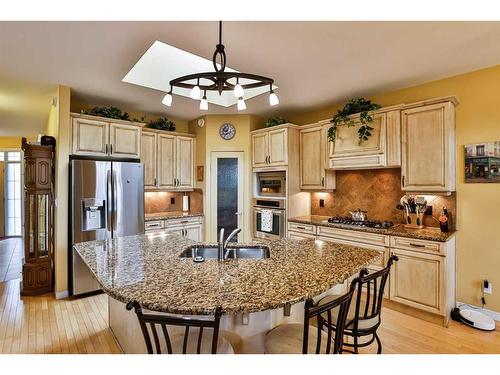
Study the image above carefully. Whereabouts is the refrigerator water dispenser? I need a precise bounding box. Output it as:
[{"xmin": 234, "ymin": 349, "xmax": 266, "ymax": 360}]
[{"xmin": 81, "ymin": 198, "xmax": 106, "ymax": 231}]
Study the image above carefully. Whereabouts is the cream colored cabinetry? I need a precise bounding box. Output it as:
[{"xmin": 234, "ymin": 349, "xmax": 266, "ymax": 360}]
[
  {"xmin": 145, "ymin": 216, "xmax": 203, "ymax": 242},
  {"xmin": 287, "ymin": 220, "xmax": 455, "ymax": 325},
  {"xmin": 389, "ymin": 235, "xmax": 455, "ymax": 324},
  {"xmin": 299, "ymin": 124, "xmax": 335, "ymax": 190},
  {"xmin": 401, "ymin": 99, "xmax": 457, "ymax": 193},
  {"xmin": 141, "ymin": 132, "xmax": 157, "ymax": 188},
  {"xmin": 252, "ymin": 125, "xmax": 296, "ymax": 168},
  {"xmin": 327, "ymin": 110, "xmax": 401, "ymax": 170},
  {"xmin": 71, "ymin": 113, "xmax": 142, "ymax": 158},
  {"xmin": 141, "ymin": 129, "xmax": 195, "ymax": 191}
]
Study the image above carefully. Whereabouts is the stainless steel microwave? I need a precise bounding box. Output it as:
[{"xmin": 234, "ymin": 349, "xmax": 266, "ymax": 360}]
[{"xmin": 256, "ymin": 171, "xmax": 286, "ymax": 197}]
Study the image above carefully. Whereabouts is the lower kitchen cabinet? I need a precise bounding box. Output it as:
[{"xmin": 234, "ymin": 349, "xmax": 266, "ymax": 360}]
[
  {"xmin": 287, "ymin": 220, "xmax": 455, "ymax": 325},
  {"xmin": 389, "ymin": 248, "xmax": 444, "ymax": 315},
  {"xmin": 145, "ymin": 216, "xmax": 203, "ymax": 242}
]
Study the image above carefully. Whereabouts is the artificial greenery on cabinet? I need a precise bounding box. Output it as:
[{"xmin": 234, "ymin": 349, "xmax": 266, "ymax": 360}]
[
  {"xmin": 81, "ymin": 106, "xmax": 130, "ymax": 121},
  {"xmin": 265, "ymin": 117, "xmax": 287, "ymax": 127},
  {"xmin": 328, "ymin": 97, "xmax": 381, "ymax": 144},
  {"xmin": 146, "ymin": 117, "xmax": 176, "ymax": 131}
]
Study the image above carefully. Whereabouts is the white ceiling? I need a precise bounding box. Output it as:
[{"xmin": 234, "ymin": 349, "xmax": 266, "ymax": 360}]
[{"xmin": 2, "ymin": 21, "xmax": 500, "ymax": 136}]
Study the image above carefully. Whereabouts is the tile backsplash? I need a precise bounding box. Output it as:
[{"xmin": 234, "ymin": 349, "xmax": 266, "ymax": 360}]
[
  {"xmin": 145, "ymin": 189, "xmax": 203, "ymax": 214},
  {"xmin": 311, "ymin": 169, "xmax": 456, "ymax": 229}
]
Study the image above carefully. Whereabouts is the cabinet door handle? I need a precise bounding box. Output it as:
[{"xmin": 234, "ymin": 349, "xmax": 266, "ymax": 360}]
[
  {"xmin": 322, "ymin": 177, "xmax": 325, "ymax": 186},
  {"xmin": 105, "ymin": 144, "xmax": 108, "ymax": 154},
  {"xmin": 401, "ymin": 175, "xmax": 405, "ymax": 187},
  {"xmin": 409, "ymin": 243, "xmax": 425, "ymax": 248},
  {"xmin": 296, "ymin": 226, "xmax": 306, "ymax": 230}
]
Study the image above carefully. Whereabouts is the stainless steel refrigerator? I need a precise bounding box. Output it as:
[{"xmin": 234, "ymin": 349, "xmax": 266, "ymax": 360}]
[{"xmin": 70, "ymin": 159, "xmax": 144, "ymax": 296}]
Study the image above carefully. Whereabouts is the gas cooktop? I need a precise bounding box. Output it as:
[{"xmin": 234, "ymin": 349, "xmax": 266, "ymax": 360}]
[{"xmin": 324, "ymin": 216, "xmax": 394, "ymax": 229}]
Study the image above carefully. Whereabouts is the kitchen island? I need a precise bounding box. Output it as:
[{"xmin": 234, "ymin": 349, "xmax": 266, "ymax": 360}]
[{"xmin": 74, "ymin": 233, "xmax": 379, "ymax": 353}]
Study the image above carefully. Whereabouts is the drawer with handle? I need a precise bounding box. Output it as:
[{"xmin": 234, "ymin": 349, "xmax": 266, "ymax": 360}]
[
  {"xmin": 287, "ymin": 222, "xmax": 317, "ymax": 235},
  {"xmin": 317, "ymin": 226, "xmax": 389, "ymax": 247},
  {"xmin": 145, "ymin": 220, "xmax": 164, "ymax": 231},
  {"xmin": 165, "ymin": 216, "xmax": 203, "ymax": 227},
  {"xmin": 390, "ymin": 236, "xmax": 445, "ymax": 255}
]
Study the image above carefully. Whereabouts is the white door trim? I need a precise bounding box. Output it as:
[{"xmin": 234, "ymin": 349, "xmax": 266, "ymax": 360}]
[{"xmin": 207, "ymin": 150, "xmax": 247, "ymax": 242}]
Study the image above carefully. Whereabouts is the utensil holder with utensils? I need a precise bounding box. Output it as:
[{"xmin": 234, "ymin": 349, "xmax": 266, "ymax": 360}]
[
  {"xmin": 398, "ymin": 194, "xmax": 428, "ymax": 229},
  {"xmin": 405, "ymin": 212, "xmax": 425, "ymax": 229}
]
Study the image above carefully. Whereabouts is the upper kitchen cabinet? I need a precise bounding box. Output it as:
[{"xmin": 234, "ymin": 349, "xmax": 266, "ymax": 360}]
[
  {"xmin": 401, "ymin": 97, "xmax": 458, "ymax": 193},
  {"xmin": 327, "ymin": 110, "xmax": 401, "ymax": 169},
  {"xmin": 299, "ymin": 123, "xmax": 335, "ymax": 190},
  {"xmin": 251, "ymin": 124, "xmax": 299, "ymax": 169},
  {"xmin": 71, "ymin": 113, "xmax": 142, "ymax": 159},
  {"xmin": 142, "ymin": 129, "xmax": 195, "ymax": 191}
]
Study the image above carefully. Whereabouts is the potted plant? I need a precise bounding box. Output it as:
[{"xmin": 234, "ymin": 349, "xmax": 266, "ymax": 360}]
[
  {"xmin": 147, "ymin": 117, "xmax": 176, "ymax": 131},
  {"xmin": 81, "ymin": 106, "xmax": 130, "ymax": 121},
  {"xmin": 265, "ymin": 117, "xmax": 287, "ymax": 127},
  {"xmin": 328, "ymin": 98, "xmax": 381, "ymax": 145}
]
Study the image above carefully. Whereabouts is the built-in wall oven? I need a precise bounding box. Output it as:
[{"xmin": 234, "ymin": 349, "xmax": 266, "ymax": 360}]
[
  {"xmin": 256, "ymin": 171, "xmax": 286, "ymax": 197},
  {"xmin": 252, "ymin": 198, "xmax": 286, "ymax": 240}
]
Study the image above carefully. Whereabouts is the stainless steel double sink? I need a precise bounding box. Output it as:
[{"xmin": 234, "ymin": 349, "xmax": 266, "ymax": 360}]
[{"xmin": 179, "ymin": 245, "xmax": 270, "ymax": 260}]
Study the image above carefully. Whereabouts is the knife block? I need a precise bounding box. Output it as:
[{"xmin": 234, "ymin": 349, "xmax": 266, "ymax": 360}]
[{"xmin": 404, "ymin": 212, "xmax": 425, "ymax": 229}]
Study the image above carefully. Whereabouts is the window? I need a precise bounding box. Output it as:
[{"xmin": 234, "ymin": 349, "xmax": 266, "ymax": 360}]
[
  {"xmin": 1, "ymin": 150, "xmax": 23, "ymax": 236},
  {"xmin": 476, "ymin": 145, "xmax": 485, "ymax": 156}
]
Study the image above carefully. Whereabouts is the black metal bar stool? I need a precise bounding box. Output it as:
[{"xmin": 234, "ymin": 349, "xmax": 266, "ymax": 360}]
[
  {"xmin": 264, "ymin": 277, "xmax": 360, "ymax": 354},
  {"xmin": 126, "ymin": 301, "xmax": 235, "ymax": 354},
  {"xmin": 317, "ymin": 255, "xmax": 398, "ymax": 354}
]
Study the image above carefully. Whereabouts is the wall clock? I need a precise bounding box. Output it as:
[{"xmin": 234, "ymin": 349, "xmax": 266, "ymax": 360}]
[
  {"xmin": 197, "ymin": 118, "xmax": 205, "ymax": 128},
  {"xmin": 219, "ymin": 123, "xmax": 236, "ymax": 140}
]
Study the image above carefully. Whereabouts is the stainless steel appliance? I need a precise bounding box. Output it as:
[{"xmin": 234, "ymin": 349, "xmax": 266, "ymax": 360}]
[
  {"xmin": 70, "ymin": 159, "xmax": 144, "ymax": 296},
  {"xmin": 323, "ymin": 216, "xmax": 394, "ymax": 229},
  {"xmin": 252, "ymin": 198, "xmax": 286, "ymax": 240},
  {"xmin": 256, "ymin": 171, "xmax": 286, "ymax": 197}
]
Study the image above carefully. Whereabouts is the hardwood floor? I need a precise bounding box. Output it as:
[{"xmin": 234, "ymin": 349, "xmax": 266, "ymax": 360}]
[{"xmin": 0, "ymin": 277, "xmax": 499, "ymax": 354}]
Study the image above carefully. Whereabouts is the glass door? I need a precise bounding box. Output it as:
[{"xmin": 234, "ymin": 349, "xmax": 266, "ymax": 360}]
[
  {"xmin": 209, "ymin": 152, "xmax": 245, "ymax": 242},
  {"xmin": 1, "ymin": 151, "xmax": 23, "ymax": 237}
]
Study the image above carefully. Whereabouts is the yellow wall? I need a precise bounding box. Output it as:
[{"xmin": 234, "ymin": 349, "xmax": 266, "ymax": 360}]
[
  {"xmin": 46, "ymin": 86, "xmax": 71, "ymax": 297},
  {"xmin": 71, "ymin": 100, "xmax": 190, "ymax": 133},
  {"xmin": 189, "ymin": 114, "xmax": 263, "ymax": 242},
  {"xmin": 284, "ymin": 65, "xmax": 500, "ymax": 312},
  {"xmin": 0, "ymin": 137, "xmax": 24, "ymax": 148}
]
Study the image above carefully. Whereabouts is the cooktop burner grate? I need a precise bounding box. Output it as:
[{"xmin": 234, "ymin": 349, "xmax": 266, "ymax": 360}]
[{"xmin": 326, "ymin": 216, "xmax": 394, "ymax": 229}]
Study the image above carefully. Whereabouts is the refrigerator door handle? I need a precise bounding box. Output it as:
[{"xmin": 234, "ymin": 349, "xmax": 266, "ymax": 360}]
[
  {"xmin": 106, "ymin": 168, "xmax": 113, "ymax": 236},
  {"xmin": 112, "ymin": 168, "xmax": 118, "ymax": 238}
]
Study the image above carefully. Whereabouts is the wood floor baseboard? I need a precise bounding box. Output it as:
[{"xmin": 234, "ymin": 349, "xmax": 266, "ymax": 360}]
[{"xmin": 383, "ymin": 299, "xmax": 449, "ymax": 327}]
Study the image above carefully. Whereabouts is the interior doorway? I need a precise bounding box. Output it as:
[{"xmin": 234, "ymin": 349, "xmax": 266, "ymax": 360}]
[{"xmin": 209, "ymin": 151, "xmax": 245, "ymax": 242}]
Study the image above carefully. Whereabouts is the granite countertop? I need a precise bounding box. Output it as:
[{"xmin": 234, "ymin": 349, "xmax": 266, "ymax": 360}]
[
  {"xmin": 74, "ymin": 234, "xmax": 379, "ymax": 315},
  {"xmin": 145, "ymin": 211, "xmax": 204, "ymax": 221},
  {"xmin": 288, "ymin": 215, "xmax": 455, "ymax": 242}
]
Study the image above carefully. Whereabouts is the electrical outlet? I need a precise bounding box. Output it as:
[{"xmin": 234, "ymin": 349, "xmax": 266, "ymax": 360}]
[
  {"xmin": 484, "ymin": 280, "xmax": 493, "ymax": 294},
  {"xmin": 170, "ymin": 197, "xmax": 175, "ymax": 204},
  {"xmin": 319, "ymin": 199, "xmax": 325, "ymax": 207},
  {"xmin": 424, "ymin": 205, "xmax": 433, "ymax": 215}
]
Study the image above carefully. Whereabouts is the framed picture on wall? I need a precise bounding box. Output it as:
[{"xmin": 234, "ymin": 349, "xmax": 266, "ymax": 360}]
[{"xmin": 464, "ymin": 141, "xmax": 500, "ymax": 182}]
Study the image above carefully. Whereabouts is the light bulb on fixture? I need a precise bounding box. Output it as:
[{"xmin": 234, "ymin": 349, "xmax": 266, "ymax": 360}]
[
  {"xmin": 237, "ymin": 97, "xmax": 246, "ymax": 111},
  {"xmin": 162, "ymin": 91, "xmax": 173, "ymax": 107},
  {"xmin": 269, "ymin": 88, "xmax": 279, "ymax": 106},
  {"xmin": 190, "ymin": 79, "xmax": 201, "ymax": 99},
  {"xmin": 233, "ymin": 78, "xmax": 244, "ymax": 98},
  {"xmin": 200, "ymin": 91, "xmax": 208, "ymax": 111}
]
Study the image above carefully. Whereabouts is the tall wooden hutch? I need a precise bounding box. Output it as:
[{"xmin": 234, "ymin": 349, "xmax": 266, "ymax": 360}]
[{"xmin": 21, "ymin": 137, "xmax": 55, "ymax": 295}]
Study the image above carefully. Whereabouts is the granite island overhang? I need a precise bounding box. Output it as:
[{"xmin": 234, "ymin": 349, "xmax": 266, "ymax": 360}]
[{"xmin": 74, "ymin": 233, "xmax": 380, "ymax": 353}]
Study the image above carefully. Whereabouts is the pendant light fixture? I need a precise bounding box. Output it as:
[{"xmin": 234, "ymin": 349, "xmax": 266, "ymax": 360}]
[{"xmin": 163, "ymin": 21, "xmax": 279, "ymax": 111}]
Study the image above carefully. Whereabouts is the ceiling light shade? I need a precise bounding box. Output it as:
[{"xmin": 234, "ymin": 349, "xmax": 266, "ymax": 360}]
[
  {"xmin": 162, "ymin": 92, "xmax": 173, "ymax": 106},
  {"xmin": 233, "ymin": 80, "xmax": 244, "ymax": 98},
  {"xmin": 237, "ymin": 97, "xmax": 246, "ymax": 111},
  {"xmin": 269, "ymin": 90, "xmax": 279, "ymax": 106},
  {"xmin": 190, "ymin": 84, "xmax": 201, "ymax": 100},
  {"xmin": 164, "ymin": 21, "xmax": 278, "ymax": 111},
  {"xmin": 200, "ymin": 93, "xmax": 208, "ymax": 111}
]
